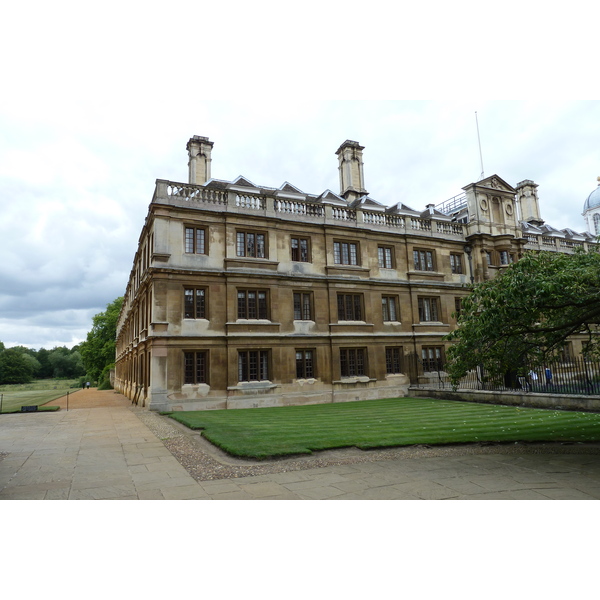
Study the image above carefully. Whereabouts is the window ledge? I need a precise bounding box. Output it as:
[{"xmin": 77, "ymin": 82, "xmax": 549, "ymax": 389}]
[
  {"xmin": 233, "ymin": 319, "xmax": 273, "ymax": 324},
  {"xmin": 225, "ymin": 258, "xmax": 279, "ymax": 271},
  {"xmin": 407, "ymin": 270, "xmax": 445, "ymax": 280},
  {"xmin": 326, "ymin": 265, "xmax": 370, "ymax": 278},
  {"xmin": 228, "ymin": 381, "xmax": 278, "ymax": 391},
  {"xmin": 333, "ymin": 377, "xmax": 376, "ymax": 385}
]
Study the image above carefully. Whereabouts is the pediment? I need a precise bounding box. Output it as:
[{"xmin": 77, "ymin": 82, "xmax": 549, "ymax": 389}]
[
  {"xmin": 476, "ymin": 175, "xmax": 516, "ymax": 194},
  {"xmin": 463, "ymin": 174, "xmax": 516, "ymax": 195}
]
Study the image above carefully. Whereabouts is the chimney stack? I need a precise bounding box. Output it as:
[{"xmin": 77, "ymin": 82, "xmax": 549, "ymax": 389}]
[
  {"xmin": 336, "ymin": 140, "xmax": 367, "ymax": 202},
  {"xmin": 187, "ymin": 135, "xmax": 214, "ymax": 185}
]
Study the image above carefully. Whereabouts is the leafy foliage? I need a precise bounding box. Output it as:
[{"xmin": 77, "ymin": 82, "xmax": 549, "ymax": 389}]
[
  {"xmin": 446, "ymin": 249, "xmax": 600, "ymax": 382},
  {"xmin": 0, "ymin": 344, "xmax": 86, "ymax": 384},
  {"xmin": 0, "ymin": 348, "xmax": 37, "ymax": 384},
  {"xmin": 80, "ymin": 297, "xmax": 123, "ymax": 385}
]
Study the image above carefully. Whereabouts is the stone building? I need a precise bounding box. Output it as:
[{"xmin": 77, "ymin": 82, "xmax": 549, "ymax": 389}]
[
  {"xmin": 583, "ymin": 177, "xmax": 600, "ymax": 235},
  {"xmin": 114, "ymin": 136, "xmax": 596, "ymax": 411}
]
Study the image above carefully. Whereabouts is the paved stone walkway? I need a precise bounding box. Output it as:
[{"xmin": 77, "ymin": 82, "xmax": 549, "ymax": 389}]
[{"xmin": 2, "ymin": 390, "xmax": 600, "ymax": 499}]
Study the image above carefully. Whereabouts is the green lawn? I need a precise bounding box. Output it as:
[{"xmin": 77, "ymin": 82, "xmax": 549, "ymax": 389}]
[
  {"xmin": 167, "ymin": 397, "xmax": 600, "ymax": 459},
  {"xmin": 0, "ymin": 379, "xmax": 79, "ymax": 413}
]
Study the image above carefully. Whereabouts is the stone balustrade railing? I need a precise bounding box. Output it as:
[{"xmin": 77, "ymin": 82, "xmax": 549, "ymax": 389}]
[
  {"xmin": 524, "ymin": 235, "xmax": 589, "ymax": 252},
  {"xmin": 153, "ymin": 179, "xmax": 467, "ymax": 239}
]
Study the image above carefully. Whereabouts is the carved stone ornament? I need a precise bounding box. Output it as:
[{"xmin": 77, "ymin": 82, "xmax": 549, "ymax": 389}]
[
  {"xmin": 479, "ymin": 196, "xmax": 488, "ymax": 211},
  {"xmin": 505, "ymin": 202, "xmax": 514, "ymax": 216}
]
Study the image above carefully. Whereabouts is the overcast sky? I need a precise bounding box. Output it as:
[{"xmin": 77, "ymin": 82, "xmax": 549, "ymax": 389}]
[{"xmin": 1, "ymin": 1, "xmax": 599, "ymax": 350}]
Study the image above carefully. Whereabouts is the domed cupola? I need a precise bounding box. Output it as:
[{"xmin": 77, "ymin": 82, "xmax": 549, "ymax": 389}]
[
  {"xmin": 584, "ymin": 178, "xmax": 600, "ymax": 211},
  {"xmin": 583, "ymin": 177, "xmax": 600, "ymax": 235}
]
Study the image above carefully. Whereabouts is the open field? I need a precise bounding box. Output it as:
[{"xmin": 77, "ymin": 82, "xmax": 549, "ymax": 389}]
[
  {"xmin": 167, "ymin": 397, "xmax": 600, "ymax": 459},
  {"xmin": 0, "ymin": 379, "xmax": 79, "ymax": 413}
]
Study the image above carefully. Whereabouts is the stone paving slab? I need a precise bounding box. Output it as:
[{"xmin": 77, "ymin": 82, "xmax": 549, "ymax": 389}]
[{"xmin": 2, "ymin": 389, "xmax": 600, "ymax": 500}]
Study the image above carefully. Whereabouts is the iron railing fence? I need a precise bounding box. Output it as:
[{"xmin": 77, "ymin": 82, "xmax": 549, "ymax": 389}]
[{"xmin": 408, "ymin": 355, "xmax": 600, "ymax": 396}]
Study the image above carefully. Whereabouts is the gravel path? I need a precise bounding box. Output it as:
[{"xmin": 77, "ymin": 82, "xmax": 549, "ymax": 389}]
[{"xmin": 133, "ymin": 408, "xmax": 600, "ymax": 483}]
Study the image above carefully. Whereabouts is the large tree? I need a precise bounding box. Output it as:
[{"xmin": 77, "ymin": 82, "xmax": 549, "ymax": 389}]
[
  {"xmin": 0, "ymin": 348, "xmax": 37, "ymax": 384},
  {"xmin": 445, "ymin": 249, "xmax": 600, "ymax": 383},
  {"xmin": 80, "ymin": 297, "xmax": 124, "ymax": 384}
]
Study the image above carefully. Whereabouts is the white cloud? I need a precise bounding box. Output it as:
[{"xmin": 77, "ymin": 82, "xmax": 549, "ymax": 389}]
[{"xmin": 1, "ymin": 4, "xmax": 598, "ymax": 349}]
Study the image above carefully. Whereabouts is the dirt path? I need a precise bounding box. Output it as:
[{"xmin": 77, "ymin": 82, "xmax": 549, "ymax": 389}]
[{"xmin": 45, "ymin": 388, "xmax": 132, "ymax": 409}]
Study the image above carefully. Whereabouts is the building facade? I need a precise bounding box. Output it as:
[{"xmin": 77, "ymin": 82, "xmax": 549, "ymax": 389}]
[
  {"xmin": 583, "ymin": 177, "xmax": 600, "ymax": 235},
  {"xmin": 115, "ymin": 136, "xmax": 596, "ymax": 411}
]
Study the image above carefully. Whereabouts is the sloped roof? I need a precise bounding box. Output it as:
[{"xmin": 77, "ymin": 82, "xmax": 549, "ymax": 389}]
[
  {"xmin": 231, "ymin": 175, "xmax": 259, "ymax": 188},
  {"xmin": 278, "ymin": 182, "xmax": 304, "ymax": 194}
]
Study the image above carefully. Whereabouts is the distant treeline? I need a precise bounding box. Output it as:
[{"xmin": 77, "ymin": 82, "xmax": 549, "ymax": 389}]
[
  {"xmin": 0, "ymin": 297, "xmax": 123, "ymax": 387},
  {"xmin": 0, "ymin": 342, "xmax": 85, "ymax": 385}
]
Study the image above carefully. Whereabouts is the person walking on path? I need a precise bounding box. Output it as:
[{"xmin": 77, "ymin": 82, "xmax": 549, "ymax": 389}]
[{"xmin": 544, "ymin": 367, "xmax": 553, "ymax": 389}]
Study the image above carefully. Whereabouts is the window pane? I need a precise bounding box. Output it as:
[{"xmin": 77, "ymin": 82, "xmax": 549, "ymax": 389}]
[
  {"xmin": 340, "ymin": 349, "xmax": 348, "ymax": 377},
  {"xmin": 237, "ymin": 291, "xmax": 246, "ymax": 318},
  {"xmin": 296, "ymin": 351, "xmax": 304, "ymax": 378},
  {"xmin": 195, "ymin": 289, "xmax": 205, "ymax": 319},
  {"xmin": 348, "ymin": 349, "xmax": 356, "ymax": 375},
  {"xmin": 196, "ymin": 352, "xmax": 206, "ymax": 383},
  {"xmin": 256, "ymin": 234, "xmax": 265, "ymax": 258},
  {"xmin": 300, "ymin": 239, "xmax": 308, "ymax": 262},
  {"xmin": 184, "ymin": 352, "xmax": 194, "ymax": 383},
  {"xmin": 334, "ymin": 242, "xmax": 341, "ymax": 264},
  {"xmin": 247, "ymin": 291, "xmax": 256, "ymax": 319},
  {"xmin": 185, "ymin": 228, "xmax": 194, "ymax": 253},
  {"xmin": 386, "ymin": 347, "xmax": 402, "ymax": 374},
  {"xmin": 249, "ymin": 351, "xmax": 257, "ymax": 380},
  {"xmin": 341, "ymin": 243, "xmax": 349, "ymax": 264},
  {"xmin": 387, "ymin": 298, "xmax": 396, "ymax": 321},
  {"xmin": 184, "ymin": 289, "xmax": 194, "ymax": 319},
  {"xmin": 356, "ymin": 349, "xmax": 365, "ymax": 375},
  {"xmin": 236, "ymin": 233, "xmax": 245, "ymax": 257},
  {"xmin": 238, "ymin": 352, "xmax": 247, "ymax": 381},
  {"xmin": 294, "ymin": 293, "xmax": 301, "ymax": 319},
  {"xmin": 345, "ymin": 295, "xmax": 353, "ymax": 319},
  {"xmin": 258, "ymin": 292, "xmax": 267, "ymax": 319},
  {"xmin": 259, "ymin": 351, "xmax": 268, "ymax": 380},
  {"xmin": 353, "ymin": 295, "xmax": 361, "ymax": 320},
  {"xmin": 337, "ymin": 295, "xmax": 345, "ymax": 320},
  {"xmin": 302, "ymin": 294, "xmax": 311, "ymax": 320},
  {"xmin": 246, "ymin": 233, "xmax": 255, "ymax": 257},
  {"xmin": 291, "ymin": 238, "xmax": 299, "ymax": 261},
  {"xmin": 431, "ymin": 299, "xmax": 438, "ymax": 321},
  {"xmin": 349, "ymin": 243, "xmax": 357, "ymax": 265},
  {"xmin": 304, "ymin": 350, "xmax": 313, "ymax": 378},
  {"xmin": 196, "ymin": 229, "xmax": 205, "ymax": 254},
  {"xmin": 384, "ymin": 247, "xmax": 391, "ymax": 268}
]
